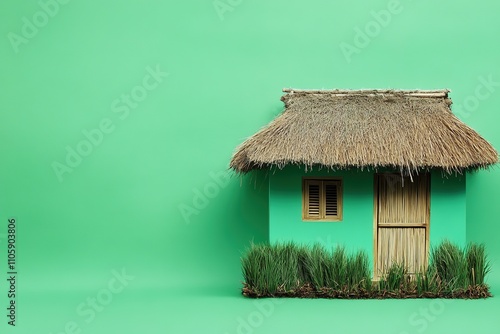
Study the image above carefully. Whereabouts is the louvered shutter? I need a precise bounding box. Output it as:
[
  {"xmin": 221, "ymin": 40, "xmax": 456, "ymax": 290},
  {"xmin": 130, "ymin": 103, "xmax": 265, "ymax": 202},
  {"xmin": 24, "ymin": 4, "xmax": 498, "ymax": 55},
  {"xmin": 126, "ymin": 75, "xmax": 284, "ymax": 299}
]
[
  {"xmin": 324, "ymin": 181, "xmax": 339, "ymax": 218},
  {"xmin": 306, "ymin": 181, "xmax": 321, "ymax": 218},
  {"xmin": 303, "ymin": 179, "xmax": 342, "ymax": 221}
]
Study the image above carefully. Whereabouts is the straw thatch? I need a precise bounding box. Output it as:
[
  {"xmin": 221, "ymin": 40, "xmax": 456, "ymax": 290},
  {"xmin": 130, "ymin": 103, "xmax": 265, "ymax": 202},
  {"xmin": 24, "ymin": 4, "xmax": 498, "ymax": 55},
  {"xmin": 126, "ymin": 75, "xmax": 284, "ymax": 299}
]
[{"xmin": 230, "ymin": 89, "xmax": 498, "ymax": 174}]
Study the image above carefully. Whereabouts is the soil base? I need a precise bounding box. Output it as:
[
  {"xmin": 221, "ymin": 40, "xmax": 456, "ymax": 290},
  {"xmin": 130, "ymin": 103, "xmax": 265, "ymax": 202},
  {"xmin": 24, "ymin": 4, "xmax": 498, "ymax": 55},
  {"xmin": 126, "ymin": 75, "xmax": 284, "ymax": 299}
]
[{"xmin": 242, "ymin": 283, "xmax": 492, "ymax": 299}]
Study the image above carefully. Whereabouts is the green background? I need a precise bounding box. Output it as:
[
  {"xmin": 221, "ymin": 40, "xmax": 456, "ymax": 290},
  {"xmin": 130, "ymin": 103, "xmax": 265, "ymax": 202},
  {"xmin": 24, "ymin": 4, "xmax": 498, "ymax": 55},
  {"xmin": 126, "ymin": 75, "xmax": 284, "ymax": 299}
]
[{"xmin": 1, "ymin": 0, "xmax": 499, "ymax": 333}]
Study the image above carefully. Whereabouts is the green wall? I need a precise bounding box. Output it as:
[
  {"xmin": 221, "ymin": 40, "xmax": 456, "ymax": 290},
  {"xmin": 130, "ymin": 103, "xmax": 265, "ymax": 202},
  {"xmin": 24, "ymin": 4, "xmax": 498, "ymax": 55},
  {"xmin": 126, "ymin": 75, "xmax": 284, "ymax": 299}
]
[
  {"xmin": 1, "ymin": 0, "xmax": 500, "ymax": 333},
  {"xmin": 429, "ymin": 171, "xmax": 466, "ymax": 246},
  {"xmin": 270, "ymin": 167, "xmax": 466, "ymax": 268},
  {"xmin": 269, "ymin": 167, "xmax": 373, "ymax": 254}
]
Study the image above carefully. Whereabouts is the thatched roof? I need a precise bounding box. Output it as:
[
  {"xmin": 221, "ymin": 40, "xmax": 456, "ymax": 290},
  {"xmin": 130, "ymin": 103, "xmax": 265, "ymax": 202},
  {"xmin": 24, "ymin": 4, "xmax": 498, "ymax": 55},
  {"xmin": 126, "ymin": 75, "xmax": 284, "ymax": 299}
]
[{"xmin": 230, "ymin": 89, "xmax": 498, "ymax": 174}]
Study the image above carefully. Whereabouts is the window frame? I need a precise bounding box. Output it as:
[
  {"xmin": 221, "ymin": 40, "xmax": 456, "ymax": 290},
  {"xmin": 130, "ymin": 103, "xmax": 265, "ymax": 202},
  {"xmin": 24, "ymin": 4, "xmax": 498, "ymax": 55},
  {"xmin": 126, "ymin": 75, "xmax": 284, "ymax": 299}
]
[{"xmin": 302, "ymin": 177, "xmax": 343, "ymax": 222}]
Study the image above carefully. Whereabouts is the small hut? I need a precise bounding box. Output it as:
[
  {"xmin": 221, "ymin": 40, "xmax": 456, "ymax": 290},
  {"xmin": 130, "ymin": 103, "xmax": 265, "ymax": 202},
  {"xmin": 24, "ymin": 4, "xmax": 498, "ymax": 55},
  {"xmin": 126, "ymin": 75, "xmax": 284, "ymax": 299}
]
[{"xmin": 230, "ymin": 89, "xmax": 497, "ymax": 277}]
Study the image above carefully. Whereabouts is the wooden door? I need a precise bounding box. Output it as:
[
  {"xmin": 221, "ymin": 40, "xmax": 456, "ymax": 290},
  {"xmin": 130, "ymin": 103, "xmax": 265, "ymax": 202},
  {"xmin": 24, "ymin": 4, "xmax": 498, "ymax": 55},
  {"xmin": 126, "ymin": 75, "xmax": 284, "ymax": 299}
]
[{"xmin": 374, "ymin": 173, "xmax": 430, "ymax": 278}]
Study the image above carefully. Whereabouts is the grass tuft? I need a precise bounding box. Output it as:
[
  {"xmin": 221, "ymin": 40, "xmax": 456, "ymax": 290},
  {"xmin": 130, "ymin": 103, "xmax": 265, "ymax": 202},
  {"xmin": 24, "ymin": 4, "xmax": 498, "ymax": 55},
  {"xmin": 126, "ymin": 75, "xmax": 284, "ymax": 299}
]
[
  {"xmin": 378, "ymin": 262, "xmax": 408, "ymax": 292},
  {"xmin": 465, "ymin": 243, "xmax": 490, "ymax": 286}
]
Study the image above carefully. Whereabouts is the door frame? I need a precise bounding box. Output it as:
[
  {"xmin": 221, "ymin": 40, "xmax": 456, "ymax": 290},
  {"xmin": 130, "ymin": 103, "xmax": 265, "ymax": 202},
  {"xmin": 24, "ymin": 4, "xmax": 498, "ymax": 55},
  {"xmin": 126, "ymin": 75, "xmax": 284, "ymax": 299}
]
[{"xmin": 372, "ymin": 173, "xmax": 431, "ymax": 279}]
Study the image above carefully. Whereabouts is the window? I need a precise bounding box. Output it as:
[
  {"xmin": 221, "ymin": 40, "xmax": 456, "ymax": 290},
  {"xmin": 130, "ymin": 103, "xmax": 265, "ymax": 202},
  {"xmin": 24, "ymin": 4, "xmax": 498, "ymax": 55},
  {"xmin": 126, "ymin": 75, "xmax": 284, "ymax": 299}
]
[{"xmin": 302, "ymin": 178, "xmax": 343, "ymax": 221}]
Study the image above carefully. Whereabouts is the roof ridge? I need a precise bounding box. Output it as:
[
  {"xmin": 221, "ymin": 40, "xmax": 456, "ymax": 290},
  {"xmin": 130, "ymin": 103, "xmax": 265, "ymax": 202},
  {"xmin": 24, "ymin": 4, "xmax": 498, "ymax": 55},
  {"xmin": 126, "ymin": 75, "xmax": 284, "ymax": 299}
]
[{"xmin": 282, "ymin": 88, "xmax": 450, "ymax": 97}]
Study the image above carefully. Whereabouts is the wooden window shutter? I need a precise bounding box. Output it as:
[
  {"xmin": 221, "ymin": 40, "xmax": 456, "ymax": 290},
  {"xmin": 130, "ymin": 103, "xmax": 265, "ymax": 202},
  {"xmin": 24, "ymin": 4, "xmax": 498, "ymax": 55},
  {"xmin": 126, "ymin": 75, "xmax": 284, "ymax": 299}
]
[
  {"xmin": 303, "ymin": 179, "xmax": 342, "ymax": 221},
  {"xmin": 324, "ymin": 181, "xmax": 340, "ymax": 219},
  {"xmin": 305, "ymin": 181, "xmax": 321, "ymax": 219}
]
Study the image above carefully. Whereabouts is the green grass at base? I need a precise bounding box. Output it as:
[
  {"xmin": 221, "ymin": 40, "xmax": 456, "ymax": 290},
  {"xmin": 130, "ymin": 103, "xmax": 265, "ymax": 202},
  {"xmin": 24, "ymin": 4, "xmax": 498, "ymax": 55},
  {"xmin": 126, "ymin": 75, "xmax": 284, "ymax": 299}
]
[{"xmin": 241, "ymin": 240, "xmax": 491, "ymax": 299}]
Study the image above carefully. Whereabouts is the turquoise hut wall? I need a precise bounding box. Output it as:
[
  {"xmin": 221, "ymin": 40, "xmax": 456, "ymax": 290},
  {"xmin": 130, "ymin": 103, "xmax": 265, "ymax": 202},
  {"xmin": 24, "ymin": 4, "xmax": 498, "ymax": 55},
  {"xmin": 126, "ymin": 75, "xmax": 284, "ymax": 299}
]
[
  {"xmin": 269, "ymin": 167, "xmax": 466, "ymax": 269},
  {"xmin": 429, "ymin": 171, "xmax": 466, "ymax": 246}
]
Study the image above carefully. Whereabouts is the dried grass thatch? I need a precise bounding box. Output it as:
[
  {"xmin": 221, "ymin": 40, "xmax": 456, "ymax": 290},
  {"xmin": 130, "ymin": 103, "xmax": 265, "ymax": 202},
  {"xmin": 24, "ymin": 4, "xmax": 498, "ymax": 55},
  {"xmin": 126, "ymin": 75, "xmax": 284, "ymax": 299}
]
[{"xmin": 230, "ymin": 89, "xmax": 498, "ymax": 174}]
